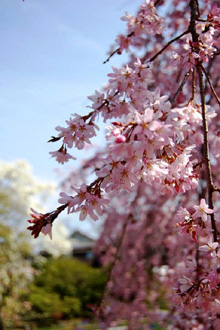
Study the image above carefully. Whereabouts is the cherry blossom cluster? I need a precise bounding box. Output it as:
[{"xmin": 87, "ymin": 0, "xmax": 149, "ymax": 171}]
[
  {"xmin": 27, "ymin": 208, "xmax": 53, "ymax": 240},
  {"xmin": 58, "ymin": 183, "xmax": 109, "ymax": 221},
  {"xmin": 115, "ymin": 0, "xmax": 163, "ymax": 53},
  {"xmin": 208, "ymin": 4, "xmax": 220, "ymax": 32},
  {"xmin": 174, "ymin": 21, "xmax": 218, "ymax": 68},
  {"xmin": 27, "ymin": 204, "xmax": 68, "ymax": 240},
  {"xmin": 49, "ymin": 113, "xmax": 98, "ymax": 164},
  {"xmin": 88, "ymin": 58, "xmax": 153, "ymax": 121},
  {"xmin": 175, "ymin": 198, "xmax": 214, "ymax": 243},
  {"xmin": 28, "ymin": 0, "xmax": 220, "ymax": 328}
]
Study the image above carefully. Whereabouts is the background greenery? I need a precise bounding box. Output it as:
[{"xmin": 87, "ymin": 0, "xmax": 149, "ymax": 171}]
[
  {"xmin": 0, "ymin": 160, "xmax": 106, "ymax": 329},
  {"xmin": 25, "ymin": 257, "xmax": 106, "ymax": 326}
]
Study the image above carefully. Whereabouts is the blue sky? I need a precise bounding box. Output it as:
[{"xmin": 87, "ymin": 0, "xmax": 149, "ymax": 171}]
[{"xmin": 1, "ymin": 0, "xmax": 139, "ymax": 183}]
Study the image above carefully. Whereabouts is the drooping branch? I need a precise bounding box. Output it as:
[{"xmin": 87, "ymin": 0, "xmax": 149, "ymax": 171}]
[
  {"xmin": 190, "ymin": 68, "xmax": 196, "ymax": 102},
  {"xmin": 201, "ymin": 64, "xmax": 220, "ymax": 106},
  {"xmin": 96, "ymin": 183, "xmax": 143, "ymax": 317},
  {"xmin": 189, "ymin": 0, "xmax": 218, "ymax": 242},
  {"xmin": 96, "ymin": 212, "xmax": 131, "ymax": 317},
  {"xmin": 146, "ymin": 29, "xmax": 189, "ymax": 63},
  {"xmin": 197, "ymin": 65, "xmax": 218, "ymax": 241},
  {"xmin": 170, "ymin": 70, "xmax": 192, "ymax": 105}
]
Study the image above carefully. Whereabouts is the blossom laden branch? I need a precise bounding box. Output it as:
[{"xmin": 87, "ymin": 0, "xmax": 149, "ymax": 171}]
[
  {"xmin": 189, "ymin": 0, "xmax": 218, "ymax": 242},
  {"xmin": 146, "ymin": 29, "xmax": 190, "ymax": 63},
  {"xmin": 104, "ymin": 1, "xmax": 163, "ymax": 63},
  {"xmin": 176, "ymin": 199, "xmax": 214, "ymax": 243},
  {"xmin": 58, "ymin": 181, "xmax": 109, "ymax": 222},
  {"xmin": 197, "ymin": 65, "xmax": 217, "ymax": 241},
  {"xmin": 201, "ymin": 64, "xmax": 220, "ymax": 106}
]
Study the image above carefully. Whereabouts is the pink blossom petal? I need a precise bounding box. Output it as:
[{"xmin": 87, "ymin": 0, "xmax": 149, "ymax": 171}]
[{"xmin": 41, "ymin": 223, "xmax": 53, "ymax": 240}]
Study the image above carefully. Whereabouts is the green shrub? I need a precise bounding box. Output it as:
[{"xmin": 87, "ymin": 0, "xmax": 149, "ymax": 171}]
[{"xmin": 28, "ymin": 257, "xmax": 106, "ymax": 323}]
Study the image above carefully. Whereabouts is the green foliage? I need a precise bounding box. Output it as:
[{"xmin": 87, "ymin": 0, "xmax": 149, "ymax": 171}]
[
  {"xmin": 28, "ymin": 257, "xmax": 106, "ymax": 322},
  {"xmin": 28, "ymin": 290, "xmax": 62, "ymax": 315}
]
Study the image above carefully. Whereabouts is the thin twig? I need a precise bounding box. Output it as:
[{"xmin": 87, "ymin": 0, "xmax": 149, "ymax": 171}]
[
  {"xmin": 103, "ymin": 48, "xmax": 120, "ymax": 64},
  {"xmin": 195, "ymin": 0, "xmax": 200, "ymax": 17},
  {"xmin": 201, "ymin": 64, "xmax": 220, "ymax": 106},
  {"xmin": 213, "ymin": 186, "xmax": 220, "ymax": 193},
  {"xmin": 191, "ymin": 68, "xmax": 196, "ymax": 101},
  {"xmin": 146, "ymin": 29, "xmax": 189, "ymax": 63},
  {"xmin": 103, "ymin": 32, "xmax": 134, "ymax": 64},
  {"xmin": 154, "ymin": 0, "xmax": 161, "ymax": 6},
  {"xmin": 193, "ymin": 159, "xmax": 205, "ymax": 169},
  {"xmin": 170, "ymin": 70, "xmax": 192, "ymax": 105}
]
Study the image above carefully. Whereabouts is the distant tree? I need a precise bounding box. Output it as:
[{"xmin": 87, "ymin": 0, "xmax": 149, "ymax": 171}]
[
  {"xmin": 0, "ymin": 159, "xmax": 53, "ymax": 227},
  {"xmin": 0, "ymin": 159, "xmax": 72, "ymax": 256},
  {"xmin": 0, "ymin": 159, "xmax": 53, "ymax": 329},
  {"xmin": 0, "ymin": 223, "xmax": 32, "ymax": 329}
]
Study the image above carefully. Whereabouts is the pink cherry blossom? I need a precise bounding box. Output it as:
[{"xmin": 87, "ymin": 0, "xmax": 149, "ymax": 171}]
[
  {"xmin": 178, "ymin": 276, "xmax": 194, "ymax": 293},
  {"xmin": 193, "ymin": 199, "xmax": 214, "ymax": 222},
  {"xmin": 41, "ymin": 223, "xmax": 53, "ymax": 240},
  {"xmin": 27, "ymin": 208, "xmax": 53, "ymax": 239},
  {"xmin": 199, "ymin": 238, "xmax": 218, "ymax": 255}
]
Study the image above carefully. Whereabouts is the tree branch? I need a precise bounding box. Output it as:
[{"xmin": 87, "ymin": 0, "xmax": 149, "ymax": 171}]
[
  {"xmin": 103, "ymin": 48, "xmax": 120, "ymax": 64},
  {"xmin": 189, "ymin": 0, "xmax": 218, "ymax": 242},
  {"xmin": 197, "ymin": 62, "xmax": 217, "ymax": 241},
  {"xmin": 170, "ymin": 70, "xmax": 192, "ymax": 105},
  {"xmin": 190, "ymin": 68, "xmax": 196, "ymax": 101},
  {"xmin": 146, "ymin": 29, "xmax": 189, "ymax": 63},
  {"xmin": 201, "ymin": 64, "xmax": 220, "ymax": 106}
]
